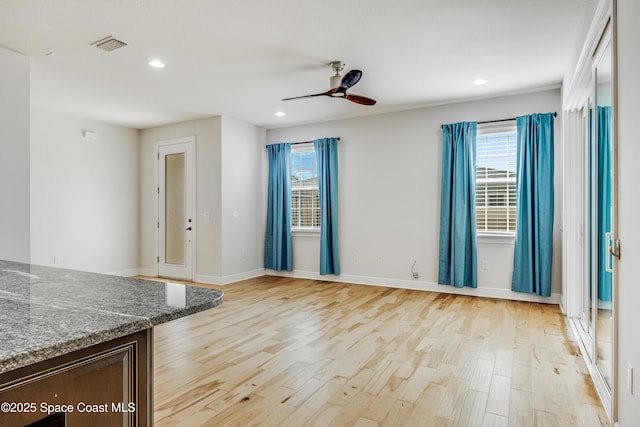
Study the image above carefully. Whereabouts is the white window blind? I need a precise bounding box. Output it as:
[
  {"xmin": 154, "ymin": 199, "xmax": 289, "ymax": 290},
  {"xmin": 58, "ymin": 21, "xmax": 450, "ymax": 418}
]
[
  {"xmin": 291, "ymin": 146, "xmax": 320, "ymax": 230},
  {"xmin": 476, "ymin": 127, "xmax": 517, "ymax": 233}
]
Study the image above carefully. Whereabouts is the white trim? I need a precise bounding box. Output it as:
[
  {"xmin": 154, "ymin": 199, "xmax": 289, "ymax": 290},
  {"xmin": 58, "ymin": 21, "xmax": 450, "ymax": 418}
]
[
  {"xmin": 105, "ymin": 268, "xmax": 265, "ymax": 284},
  {"xmin": 564, "ymin": 0, "xmax": 612, "ymax": 109},
  {"xmin": 477, "ymin": 233, "xmax": 515, "ymax": 244},
  {"xmin": 292, "ymin": 229, "xmax": 321, "ymax": 236},
  {"xmin": 559, "ymin": 301, "xmax": 566, "ymax": 315},
  {"xmin": 155, "ymin": 136, "xmax": 197, "ymax": 281},
  {"xmin": 568, "ymin": 317, "xmax": 612, "ymax": 420},
  {"xmin": 290, "ymin": 142, "xmax": 314, "ymax": 152},
  {"xmin": 137, "ymin": 268, "xmax": 157, "ymax": 277},
  {"xmin": 195, "ymin": 268, "xmax": 266, "ymax": 285},
  {"xmin": 105, "ymin": 268, "xmax": 145, "ymax": 277},
  {"xmin": 265, "ymin": 269, "xmax": 561, "ymax": 304},
  {"xmin": 476, "ymin": 121, "xmax": 517, "ymax": 134}
]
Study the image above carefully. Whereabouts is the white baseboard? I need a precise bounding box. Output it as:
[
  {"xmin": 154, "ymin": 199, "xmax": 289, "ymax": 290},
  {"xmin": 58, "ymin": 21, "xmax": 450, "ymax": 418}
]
[
  {"xmin": 108, "ymin": 267, "xmax": 266, "ymax": 285},
  {"xmin": 137, "ymin": 268, "xmax": 156, "ymax": 277},
  {"xmin": 559, "ymin": 301, "xmax": 567, "ymax": 314},
  {"xmin": 196, "ymin": 268, "xmax": 266, "ymax": 286},
  {"xmin": 106, "ymin": 267, "xmax": 558, "ymax": 304},
  {"xmin": 265, "ymin": 269, "xmax": 561, "ymax": 304},
  {"xmin": 105, "ymin": 268, "xmax": 147, "ymax": 277}
]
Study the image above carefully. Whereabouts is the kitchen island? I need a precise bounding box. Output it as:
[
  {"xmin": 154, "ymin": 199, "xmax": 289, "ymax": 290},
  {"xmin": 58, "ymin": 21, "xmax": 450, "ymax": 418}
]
[{"xmin": 0, "ymin": 260, "xmax": 223, "ymax": 427}]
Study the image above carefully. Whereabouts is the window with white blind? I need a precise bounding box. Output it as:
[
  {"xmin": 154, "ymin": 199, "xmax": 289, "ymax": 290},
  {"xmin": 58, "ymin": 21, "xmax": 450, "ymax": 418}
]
[
  {"xmin": 476, "ymin": 125, "xmax": 517, "ymax": 234},
  {"xmin": 291, "ymin": 145, "xmax": 320, "ymax": 230}
]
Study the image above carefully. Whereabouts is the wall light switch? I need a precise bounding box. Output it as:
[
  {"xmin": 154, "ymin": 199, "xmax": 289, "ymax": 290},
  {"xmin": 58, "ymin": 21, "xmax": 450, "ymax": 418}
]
[{"xmin": 232, "ymin": 210, "xmax": 239, "ymax": 219}]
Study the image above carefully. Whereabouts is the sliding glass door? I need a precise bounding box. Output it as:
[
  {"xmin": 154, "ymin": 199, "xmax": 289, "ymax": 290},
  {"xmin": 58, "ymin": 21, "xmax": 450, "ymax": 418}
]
[
  {"xmin": 592, "ymin": 38, "xmax": 614, "ymax": 392},
  {"xmin": 563, "ymin": 2, "xmax": 616, "ymax": 421}
]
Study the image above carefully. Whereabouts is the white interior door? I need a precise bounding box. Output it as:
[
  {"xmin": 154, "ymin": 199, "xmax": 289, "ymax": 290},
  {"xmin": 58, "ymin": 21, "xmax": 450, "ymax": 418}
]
[{"xmin": 157, "ymin": 138, "xmax": 195, "ymax": 281}]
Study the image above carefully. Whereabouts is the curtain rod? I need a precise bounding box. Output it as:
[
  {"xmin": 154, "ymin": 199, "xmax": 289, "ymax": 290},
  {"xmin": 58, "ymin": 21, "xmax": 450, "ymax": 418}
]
[
  {"xmin": 265, "ymin": 137, "xmax": 340, "ymax": 148},
  {"xmin": 478, "ymin": 112, "xmax": 557, "ymax": 125}
]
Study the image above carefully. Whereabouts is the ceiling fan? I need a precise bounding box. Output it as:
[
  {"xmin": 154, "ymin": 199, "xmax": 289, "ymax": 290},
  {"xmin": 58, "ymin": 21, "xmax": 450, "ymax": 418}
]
[{"xmin": 282, "ymin": 61, "xmax": 376, "ymax": 105}]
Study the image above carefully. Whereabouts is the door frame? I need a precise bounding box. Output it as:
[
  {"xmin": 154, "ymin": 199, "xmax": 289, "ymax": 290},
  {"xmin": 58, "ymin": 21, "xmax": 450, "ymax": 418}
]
[{"xmin": 154, "ymin": 137, "xmax": 196, "ymax": 281}]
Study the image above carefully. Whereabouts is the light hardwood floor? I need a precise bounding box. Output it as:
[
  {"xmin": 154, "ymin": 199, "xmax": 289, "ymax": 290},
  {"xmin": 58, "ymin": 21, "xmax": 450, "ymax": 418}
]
[{"xmin": 148, "ymin": 276, "xmax": 610, "ymax": 427}]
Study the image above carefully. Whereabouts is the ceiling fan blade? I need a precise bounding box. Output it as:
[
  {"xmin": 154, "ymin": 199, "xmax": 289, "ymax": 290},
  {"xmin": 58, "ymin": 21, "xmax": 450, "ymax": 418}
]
[
  {"xmin": 282, "ymin": 89, "xmax": 335, "ymax": 101},
  {"xmin": 344, "ymin": 93, "xmax": 377, "ymax": 105},
  {"xmin": 337, "ymin": 70, "xmax": 362, "ymax": 93}
]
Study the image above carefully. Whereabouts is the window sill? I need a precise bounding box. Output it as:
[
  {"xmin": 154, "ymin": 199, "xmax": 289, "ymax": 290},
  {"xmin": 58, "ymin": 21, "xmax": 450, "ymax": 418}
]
[
  {"xmin": 477, "ymin": 233, "xmax": 515, "ymax": 244},
  {"xmin": 292, "ymin": 228, "xmax": 320, "ymax": 237}
]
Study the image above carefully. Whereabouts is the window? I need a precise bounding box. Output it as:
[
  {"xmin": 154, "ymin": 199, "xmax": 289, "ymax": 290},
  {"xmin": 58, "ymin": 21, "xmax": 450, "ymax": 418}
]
[
  {"xmin": 476, "ymin": 126, "xmax": 517, "ymax": 234},
  {"xmin": 291, "ymin": 145, "xmax": 320, "ymax": 230}
]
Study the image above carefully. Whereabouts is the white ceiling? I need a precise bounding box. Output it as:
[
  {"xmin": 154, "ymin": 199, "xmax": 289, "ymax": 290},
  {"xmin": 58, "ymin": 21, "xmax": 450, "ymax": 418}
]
[{"xmin": 0, "ymin": 0, "xmax": 595, "ymax": 130}]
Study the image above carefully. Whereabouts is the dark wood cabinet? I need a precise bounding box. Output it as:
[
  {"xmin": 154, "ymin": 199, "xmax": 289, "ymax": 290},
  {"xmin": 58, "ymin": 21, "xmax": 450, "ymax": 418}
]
[{"xmin": 0, "ymin": 329, "xmax": 152, "ymax": 427}]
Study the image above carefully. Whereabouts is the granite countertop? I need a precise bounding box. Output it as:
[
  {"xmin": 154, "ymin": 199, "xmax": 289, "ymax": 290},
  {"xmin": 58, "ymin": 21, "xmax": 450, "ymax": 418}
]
[{"xmin": 0, "ymin": 260, "xmax": 223, "ymax": 375}]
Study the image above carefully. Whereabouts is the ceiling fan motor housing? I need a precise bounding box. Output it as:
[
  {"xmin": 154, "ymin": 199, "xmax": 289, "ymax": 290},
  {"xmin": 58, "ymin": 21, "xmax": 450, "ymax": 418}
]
[
  {"xmin": 329, "ymin": 61, "xmax": 345, "ymax": 89},
  {"xmin": 330, "ymin": 74, "xmax": 342, "ymax": 90}
]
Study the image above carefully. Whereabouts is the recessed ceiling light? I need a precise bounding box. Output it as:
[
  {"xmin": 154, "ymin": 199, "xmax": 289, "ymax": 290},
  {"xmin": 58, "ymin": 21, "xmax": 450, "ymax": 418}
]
[
  {"xmin": 473, "ymin": 78, "xmax": 488, "ymax": 85},
  {"xmin": 148, "ymin": 60, "xmax": 165, "ymax": 68},
  {"xmin": 275, "ymin": 111, "xmax": 286, "ymax": 117}
]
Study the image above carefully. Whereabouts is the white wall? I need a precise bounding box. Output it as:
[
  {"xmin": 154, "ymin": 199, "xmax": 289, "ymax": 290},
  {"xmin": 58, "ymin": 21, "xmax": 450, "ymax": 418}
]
[
  {"xmin": 220, "ymin": 116, "xmax": 265, "ymax": 281},
  {"xmin": 266, "ymin": 89, "xmax": 562, "ymax": 303},
  {"xmin": 139, "ymin": 115, "xmax": 264, "ymax": 283},
  {"xmin": 30, "ymin": 109, "xmax": 139, "ymax": 274},
  {"xmin": 615, "ymin": 0, "xmax": 640, "ymax": 423},
  {"xmin": 139, "ymin": 117, "xmax": 223, "ymax": 278},
  {"xmin": 0, "ymin": 46, "xmax": 30, "ymax": 263}
]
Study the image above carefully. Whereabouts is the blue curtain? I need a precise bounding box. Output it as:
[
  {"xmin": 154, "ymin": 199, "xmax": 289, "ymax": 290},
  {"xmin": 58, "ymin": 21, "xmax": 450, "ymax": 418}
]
[
  {"xmin": 315, "ymin": 137, "xmax": 340, "ymax": 275},
  {"xmin": 512, "ymin": 113, "xmax": 554, "ymax": 296},
  {"xmin": 438, "ymin": 122, "xmax": 478, "ymax": 288},
  {"xmin": 265, "ymin": 143, "xmax": 293, "ymax": 271},
  {"xmin": 598, "ymin": 106, "xmax": 612, "ymax": 302}
]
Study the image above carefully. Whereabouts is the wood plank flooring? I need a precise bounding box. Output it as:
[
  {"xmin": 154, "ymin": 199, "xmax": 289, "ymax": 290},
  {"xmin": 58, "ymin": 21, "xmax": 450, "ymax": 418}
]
[{"xmin": 148, "ymin": 276, "xmax": 610, "ymax": 427}]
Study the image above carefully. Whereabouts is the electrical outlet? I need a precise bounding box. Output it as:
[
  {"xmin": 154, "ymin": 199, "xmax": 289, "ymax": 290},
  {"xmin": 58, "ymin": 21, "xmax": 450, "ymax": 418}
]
[
  {"xmin": 411, "ymin": 257, "xmax": 419, "ymax": 279},
  {"xmin": 377, "ymin": 255, "xmax": 383, "ymax": 263},
  {"xmin": 353, "ymin": 253, "xmax": 359, "ymax": 262},
  {"xmin": 53, "ymin": 255, "xmax": 61, "ymax": 265},
  {"xmin": 628, "ymin": 363, "xmax": 634, "ymax": 394},
  {"xmin": 481, "ymin": 260, "xmax": 489, "ymax": 270}
]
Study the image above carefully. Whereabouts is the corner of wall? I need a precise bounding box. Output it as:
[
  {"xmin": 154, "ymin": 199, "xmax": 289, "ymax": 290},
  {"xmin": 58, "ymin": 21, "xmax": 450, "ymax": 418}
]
[{"xmin": 0, "ymin": 46, "xmax": 30, "ymax": 263}]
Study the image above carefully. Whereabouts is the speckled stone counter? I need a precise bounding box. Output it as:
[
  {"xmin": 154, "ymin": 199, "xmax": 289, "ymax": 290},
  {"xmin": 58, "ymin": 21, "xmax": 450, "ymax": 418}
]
[{"xmin": 0, "ymin": 260, "xmax": 223, "ymax": 375}]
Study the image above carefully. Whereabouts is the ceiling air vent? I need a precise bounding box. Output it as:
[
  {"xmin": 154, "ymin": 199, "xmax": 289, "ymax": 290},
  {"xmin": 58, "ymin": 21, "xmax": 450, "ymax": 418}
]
[{"xmin": 91, "ymin": 36, "xmax": 127, "ymax": 52}]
